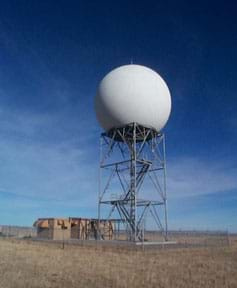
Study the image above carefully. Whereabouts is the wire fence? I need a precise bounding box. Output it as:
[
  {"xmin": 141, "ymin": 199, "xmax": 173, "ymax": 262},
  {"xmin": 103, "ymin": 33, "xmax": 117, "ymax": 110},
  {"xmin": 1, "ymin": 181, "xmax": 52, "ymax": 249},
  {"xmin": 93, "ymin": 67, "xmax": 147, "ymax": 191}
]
[
  {"xmin": 0, "ymin": 225, "xmax": 36, "ymax": 238},
  {"xmin": 0, "ymin": 225, "xmax": 230, "ymax": 248}
]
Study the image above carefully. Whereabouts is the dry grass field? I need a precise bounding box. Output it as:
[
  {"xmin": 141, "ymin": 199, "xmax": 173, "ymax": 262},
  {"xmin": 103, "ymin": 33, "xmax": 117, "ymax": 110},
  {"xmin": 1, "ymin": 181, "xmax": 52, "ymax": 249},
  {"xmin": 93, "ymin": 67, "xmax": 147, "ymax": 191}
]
[{"xmin": 0, "ymin": 237, "xmax": 237, "ymax": 288}]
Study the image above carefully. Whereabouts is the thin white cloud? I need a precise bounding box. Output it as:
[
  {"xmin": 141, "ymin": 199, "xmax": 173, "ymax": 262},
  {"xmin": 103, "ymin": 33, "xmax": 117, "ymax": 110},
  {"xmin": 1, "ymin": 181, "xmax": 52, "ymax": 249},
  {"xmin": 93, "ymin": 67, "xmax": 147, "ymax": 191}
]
[
  {"xmin": 0, "ymin": 138, "xmax": 96, "ymax": 199},
  {"xmin": 1, "ymin": 105, "xmax": 236, "ymax": 211},
  {"xmin": 167, "ymin": 156, "xmax": 237, "ymax": 198},
  {"xmin": 0, "ymin": 107, "xmax": 99, "ymax": 205}
]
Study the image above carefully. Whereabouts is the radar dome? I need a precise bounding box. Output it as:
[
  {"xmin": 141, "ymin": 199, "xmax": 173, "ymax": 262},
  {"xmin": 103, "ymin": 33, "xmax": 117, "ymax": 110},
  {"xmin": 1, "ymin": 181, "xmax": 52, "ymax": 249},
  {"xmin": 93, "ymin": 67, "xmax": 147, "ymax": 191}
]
[{"xmin": 95, "ymin": 64, "xmax": 171, "ymax": 132}]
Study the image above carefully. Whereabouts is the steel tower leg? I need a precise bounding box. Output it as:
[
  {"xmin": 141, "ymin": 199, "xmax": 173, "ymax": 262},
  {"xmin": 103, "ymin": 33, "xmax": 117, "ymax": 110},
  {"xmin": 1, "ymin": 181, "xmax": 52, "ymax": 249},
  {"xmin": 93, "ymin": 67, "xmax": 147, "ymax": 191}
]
[
  {"xmin": 98, "ymin": 123, "xmax": 168, "ymax": 243},
  {"xmin": 129, "ymin": 123, "xmax": 137, "ymax": 241}
]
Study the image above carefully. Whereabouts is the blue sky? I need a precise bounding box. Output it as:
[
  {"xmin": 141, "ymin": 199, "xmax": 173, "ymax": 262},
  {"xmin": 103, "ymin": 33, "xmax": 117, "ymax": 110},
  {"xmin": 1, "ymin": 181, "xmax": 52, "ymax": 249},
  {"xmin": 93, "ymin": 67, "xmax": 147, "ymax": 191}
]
[{"xmin": 0, "ymin": 0, "xmax": 236, "ymax": 232}]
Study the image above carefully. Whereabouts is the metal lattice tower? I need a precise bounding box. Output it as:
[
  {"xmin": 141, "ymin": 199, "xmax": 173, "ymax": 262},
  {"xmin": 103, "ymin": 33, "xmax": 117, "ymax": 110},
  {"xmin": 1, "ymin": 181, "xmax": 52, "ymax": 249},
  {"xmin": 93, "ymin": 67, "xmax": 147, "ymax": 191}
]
[{"xmin": 98, "ymin": 123, "xmax": 168, "ymax": 242}]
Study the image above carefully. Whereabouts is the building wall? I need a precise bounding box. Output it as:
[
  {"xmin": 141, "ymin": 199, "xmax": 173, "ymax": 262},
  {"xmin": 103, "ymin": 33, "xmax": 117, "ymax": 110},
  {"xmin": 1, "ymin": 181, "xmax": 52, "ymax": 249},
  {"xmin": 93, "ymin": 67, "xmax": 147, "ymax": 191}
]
[
  {"xmin": 52, "ymin": 219, "xmax": 71, "ymax": 240},
  {"xmin": 34, "ymin": 218, "xmax": 114, "ymax": 240},
  {"xmin": 37, "ymin": 227, "xmax": 52, "ymax": 239}
]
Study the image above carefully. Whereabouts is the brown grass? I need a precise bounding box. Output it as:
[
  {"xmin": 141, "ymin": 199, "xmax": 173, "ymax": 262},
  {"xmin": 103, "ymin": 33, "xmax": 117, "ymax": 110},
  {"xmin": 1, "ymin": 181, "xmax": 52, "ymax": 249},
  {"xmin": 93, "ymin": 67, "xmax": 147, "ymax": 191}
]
[{"xmin": 0, "ymin": 238, "xmax": 237, "ymax": 288}]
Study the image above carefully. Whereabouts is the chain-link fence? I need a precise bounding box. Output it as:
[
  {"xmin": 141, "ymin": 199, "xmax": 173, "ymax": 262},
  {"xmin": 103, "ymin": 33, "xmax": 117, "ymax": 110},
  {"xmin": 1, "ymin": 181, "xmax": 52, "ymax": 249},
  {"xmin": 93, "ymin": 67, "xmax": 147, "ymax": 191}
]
[
  {"xmin": 0, "ymin": 225, "xmax": 230, "ymax": 248},
  {"xmin": 0, "ymin": 225, "xmax": 36, "ymax": 238}
]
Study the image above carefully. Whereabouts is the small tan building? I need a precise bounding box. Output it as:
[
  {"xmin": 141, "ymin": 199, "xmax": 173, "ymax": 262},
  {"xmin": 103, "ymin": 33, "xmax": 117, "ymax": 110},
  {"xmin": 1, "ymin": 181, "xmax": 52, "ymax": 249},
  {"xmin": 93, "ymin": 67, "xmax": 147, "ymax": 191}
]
[{"xmin": 33, "ymin": 217, "xmax": 114, "ymax": 241}]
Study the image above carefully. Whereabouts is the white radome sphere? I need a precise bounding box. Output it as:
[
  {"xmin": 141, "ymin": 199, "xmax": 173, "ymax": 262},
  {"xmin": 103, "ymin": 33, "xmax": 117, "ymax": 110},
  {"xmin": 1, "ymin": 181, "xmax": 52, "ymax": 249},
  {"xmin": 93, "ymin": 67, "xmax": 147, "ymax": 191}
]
[{"xmin": 95, "ymin": 64, "xmax": 171, "ymax": 132}]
